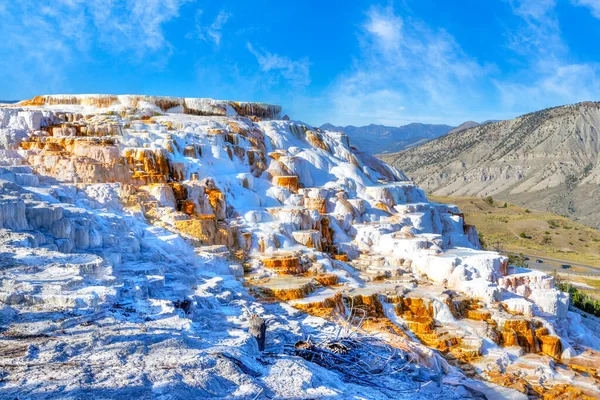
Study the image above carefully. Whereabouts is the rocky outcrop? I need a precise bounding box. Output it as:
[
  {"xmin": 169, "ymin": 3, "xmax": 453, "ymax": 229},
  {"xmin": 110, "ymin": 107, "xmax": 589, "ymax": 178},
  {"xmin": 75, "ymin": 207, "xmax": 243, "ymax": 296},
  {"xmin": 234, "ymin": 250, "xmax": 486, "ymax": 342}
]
[{"xmin": 19, "ymin": 94, "xmax": 282, "ymax": 119}]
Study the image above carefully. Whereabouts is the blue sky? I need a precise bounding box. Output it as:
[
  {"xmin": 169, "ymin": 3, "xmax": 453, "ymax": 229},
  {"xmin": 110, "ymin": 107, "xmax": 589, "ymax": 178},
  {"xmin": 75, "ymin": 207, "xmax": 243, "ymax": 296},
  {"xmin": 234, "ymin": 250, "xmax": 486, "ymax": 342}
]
[{"xmin": 1, "ymin": 0, "xmax": 600, "ymax": 127}]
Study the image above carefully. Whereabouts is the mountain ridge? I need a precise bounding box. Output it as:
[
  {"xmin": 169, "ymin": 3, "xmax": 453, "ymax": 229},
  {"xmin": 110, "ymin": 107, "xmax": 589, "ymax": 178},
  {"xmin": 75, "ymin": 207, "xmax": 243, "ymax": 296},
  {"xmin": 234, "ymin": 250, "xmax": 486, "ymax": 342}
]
[
  {"xmin": 381, "ymin": 101, "xmax": 600, "ymax": 228},
  {"xmin": 320, "ymin": 122, "xmax": 454, "ymax": 154}
]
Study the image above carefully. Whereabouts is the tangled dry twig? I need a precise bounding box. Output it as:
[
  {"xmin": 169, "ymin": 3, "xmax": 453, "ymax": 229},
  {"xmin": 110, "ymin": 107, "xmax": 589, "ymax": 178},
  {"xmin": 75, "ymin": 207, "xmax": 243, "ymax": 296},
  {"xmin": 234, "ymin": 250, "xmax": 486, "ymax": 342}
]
[{"xmin": 286, "ymin": 301, "xmax": 433, "ymax": 394}]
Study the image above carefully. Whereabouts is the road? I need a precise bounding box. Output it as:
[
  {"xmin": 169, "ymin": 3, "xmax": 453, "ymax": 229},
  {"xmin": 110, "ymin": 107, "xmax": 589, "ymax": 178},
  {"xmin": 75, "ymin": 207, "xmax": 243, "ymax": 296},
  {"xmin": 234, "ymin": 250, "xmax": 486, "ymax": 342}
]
[{"xmin": 505, "ymin": 252, "xmax": 600, "ymax": 276}]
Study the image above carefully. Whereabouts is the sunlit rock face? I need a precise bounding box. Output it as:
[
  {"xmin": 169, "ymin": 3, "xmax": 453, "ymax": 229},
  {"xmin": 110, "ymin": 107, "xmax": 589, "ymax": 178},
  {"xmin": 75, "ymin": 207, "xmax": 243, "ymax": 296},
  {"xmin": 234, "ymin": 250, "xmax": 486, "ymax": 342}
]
[
  {"xmin": 19, "ymin": 94, "xmax": 282, "ymax": 119},
  {"xmin": 0, "ymin": 94, "xmax": 598, "ymax": 399}
]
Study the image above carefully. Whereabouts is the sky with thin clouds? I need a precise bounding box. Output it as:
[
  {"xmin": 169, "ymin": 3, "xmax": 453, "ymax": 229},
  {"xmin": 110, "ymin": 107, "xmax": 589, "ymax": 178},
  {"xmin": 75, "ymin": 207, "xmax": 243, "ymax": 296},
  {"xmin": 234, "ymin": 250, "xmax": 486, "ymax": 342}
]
[{"xmin": 1, "ymin": 0, "xmax": 600, "ymax": 127}]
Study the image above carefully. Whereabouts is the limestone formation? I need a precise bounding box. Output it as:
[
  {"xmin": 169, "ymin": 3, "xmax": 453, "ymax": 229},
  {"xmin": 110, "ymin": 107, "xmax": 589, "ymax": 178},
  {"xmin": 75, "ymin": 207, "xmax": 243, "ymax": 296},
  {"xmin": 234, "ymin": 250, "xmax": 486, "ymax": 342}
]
[{"xmin": 0, "ymin": 94, "xmax": 597, "ymax": 398}]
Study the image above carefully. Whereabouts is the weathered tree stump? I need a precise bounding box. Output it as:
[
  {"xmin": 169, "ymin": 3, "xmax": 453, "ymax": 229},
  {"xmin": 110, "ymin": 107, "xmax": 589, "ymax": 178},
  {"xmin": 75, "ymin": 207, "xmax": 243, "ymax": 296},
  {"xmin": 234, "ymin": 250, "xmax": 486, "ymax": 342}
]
[{"xmin": 249, "ymin": 314, "xmax": 266, "ymax": 352}]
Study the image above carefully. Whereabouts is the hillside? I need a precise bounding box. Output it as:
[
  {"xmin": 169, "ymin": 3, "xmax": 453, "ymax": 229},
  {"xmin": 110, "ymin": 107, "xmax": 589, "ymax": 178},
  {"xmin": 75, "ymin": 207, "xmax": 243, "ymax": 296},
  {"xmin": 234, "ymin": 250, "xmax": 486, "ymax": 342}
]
[
  {"xmin": 429, "ymin": 195, "xmax": 600, "ymax": 268},
  {"xmin": 383, "ymin": 102, "xmax": 600, "ymax": 228},
  {"xmin": 320, "ymin": 122, "xmax": 453, "ymax": 154},
  {"xmin": 447, "ymin": 121, "xmax": 479, "ymax": 135}
]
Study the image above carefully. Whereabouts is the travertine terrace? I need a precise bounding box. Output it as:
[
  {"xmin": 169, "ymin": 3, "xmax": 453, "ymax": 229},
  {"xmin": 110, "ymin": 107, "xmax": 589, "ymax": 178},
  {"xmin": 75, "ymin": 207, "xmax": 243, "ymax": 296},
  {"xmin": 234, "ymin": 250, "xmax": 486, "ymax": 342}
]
[{"xmin": 0, "ymin": 94, "xmax": 599, "ymax": 398}]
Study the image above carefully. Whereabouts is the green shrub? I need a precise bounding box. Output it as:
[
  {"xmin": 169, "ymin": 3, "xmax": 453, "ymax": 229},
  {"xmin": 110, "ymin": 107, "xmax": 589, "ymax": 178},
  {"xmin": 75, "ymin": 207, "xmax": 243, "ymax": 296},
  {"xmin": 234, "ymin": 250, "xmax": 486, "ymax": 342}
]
[
  {"xmin": 557, "ymin": 283, "xmax": 600, "ymax": 318},
  {"xmin": 508, "ymin": 253, "xmax": 527, "ymax": 268},
  {"xmin": 478, "ymin": 233, "xmax": 486, "ymax": 249}
]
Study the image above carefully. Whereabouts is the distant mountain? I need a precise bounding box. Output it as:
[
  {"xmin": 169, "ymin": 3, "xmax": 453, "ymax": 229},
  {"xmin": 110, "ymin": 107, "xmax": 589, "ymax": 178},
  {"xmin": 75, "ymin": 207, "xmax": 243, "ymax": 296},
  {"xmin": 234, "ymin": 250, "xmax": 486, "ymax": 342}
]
[
  {"xmin": 448, "ymin": 121, "xmax": 480, "ymax": 135},
  {"xmin": 320, "ymin": 122, "xmax": 454, "ymax": 154},
  {"xmin": 0, "ymin": 100, "xmax": 19, "ymax": 104},
  {"xmin": 447, "ymin": 120, "xmax": 502, "ymax": 135},
  {"xmin": 380, "ymin": 102, "xmax": 600, "ymax": 228}
]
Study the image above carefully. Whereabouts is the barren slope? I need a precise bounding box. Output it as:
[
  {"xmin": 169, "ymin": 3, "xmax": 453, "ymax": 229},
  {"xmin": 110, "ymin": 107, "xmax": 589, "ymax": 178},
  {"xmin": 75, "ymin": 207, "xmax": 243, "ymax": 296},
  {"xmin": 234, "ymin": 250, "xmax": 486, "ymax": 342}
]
[{"xmin": 383, "ymin": 102, "xmax": 600, "ymax": 227}]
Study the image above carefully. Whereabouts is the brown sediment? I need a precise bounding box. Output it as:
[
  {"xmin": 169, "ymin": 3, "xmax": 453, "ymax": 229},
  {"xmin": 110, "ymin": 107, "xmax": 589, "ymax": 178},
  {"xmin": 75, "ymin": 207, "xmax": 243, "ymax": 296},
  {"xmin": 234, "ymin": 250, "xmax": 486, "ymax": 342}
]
[
  {"xmin": 374, "ymin": 202, "xmax": 392, "ymax": 214},
  {"xmin": 292, "ymin": 292, "xmax": 345, "ymax": 318},
  {"xmin": 305, "ymin": 198, "xmax": 327, "ymax": 214},
  {"xmin": 174, "ymin": 215, "xmax": 217, "ymax": 243},
  {"xmin": 538, "ymin": 335, "xmax": 562, "ymax": 360},
  {"xmin": 394, "ymin": 297, "xmax": 435, "ymax": 318},
  {"xmin": 501, "ymin": 319, "xmax": 539, "ymax": 353},
  {"xmin": 404, "ymin": 315, "xmax": 435, "ymax": 334},
  {"xmin": 273, "ymin": 175, "xmax": 299, "ymax": 192},
  {"xmin": 486, "ymin": 371, "xmax": 531, "ymax": 395},
  {"xmin": 252, "ymin": 280, "xmax": 315, "ymax": 301},
  {"xmin": 247, "ymin": 149, "xmax": 267, "ymax": 177},
  {"xmin": 19, "ymin": 95, "xmax": 119, "ymax": 108},
  {"xmin": 448, "ymin": 337, "xmax": 483, "ymax": 360},
  {"xmin": 124, "ymin": 148, "xmax": 171, "ymax": 183},
  {"xmin": 183, "ymin": 145, "xmax": 201, "ymax": 158},
  {"xmin": 180, "ymin": 200, "xmax": 196, "ymax": 215},
  {"xmin": 312, "ymin": 273, "xmax": 338, "ymax": 286},
  {"xmin": 305, "ymin": 130, "xmax": 331, "ymax": 153},
  {"xmin": 205, "ymin": 188, "xmax": 226, "ymax": 220},
  {"xmin": 541, "ymin": 385, "xmax": 598, "ymax": 400},
  {"xmin": 268, "ymin": 151, "xmax": 284, "ymax": 161},
  {"xmin": 227, "ymin": 121, "xmax": 249, "ymax": 136},
  {"xmin": 261, "ymin": 253, "xmax": 305, "ymax": 275},
  {"xmin": 291, "ymin": 230, "xmax": 322, "ymax": 250},
  {"xmin": 466, "ymin": 309, "xmax": 491, "ymax": 321},
  {"xmin": 333, "ymin": 253, "xmax": 349, "ymax": 262},
  {"xmin": 344, "ymin": 294, "xmax": 386, "ymax": 318},
  {"xmin": 319, "ymin": 217, "xmax": 335, "ymax": 253},
  {"xmin": 174, "ymin": 216, "xmax": 234, "ymax": 247},
  {"xmin": 344, "ymin": 152, "xmax": 361, "ymax": 167}
]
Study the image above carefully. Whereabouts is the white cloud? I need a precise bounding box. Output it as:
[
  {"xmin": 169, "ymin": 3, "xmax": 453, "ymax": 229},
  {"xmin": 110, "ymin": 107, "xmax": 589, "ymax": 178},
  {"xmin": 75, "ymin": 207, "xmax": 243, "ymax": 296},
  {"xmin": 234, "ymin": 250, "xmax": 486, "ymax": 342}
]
[
  {"xmin": 188, "ymin": 9, "xmax": 231, "ymax": 45},
  {"xmin": 320, "ymin": 2, "xmax": 600, "ymax": 126},
  {"xmin": 496, "ymin": 0, "xmax": 600, "ymax": 111},
  {"xmin": 325, "ymin": 6, "xmax": 488, "ymax": 126},
  {"xmin": 87, "ymin": 0, "xmax": 191, "ymax": 55},
  {"xmin": 207, "ymin": 11, "xmax": 231, "ymax": 45},
  {"xmin": 496, "ymin": 64, "xmax": 600, "ymax": 109},
  {"xmin": 510, "ymin": 0, "xmax": 556, "ymax": 19},
  {"xmin": 364, "ymin": 8, "xmax": 402, "ymax": 50},
  {"xmin": 247, "ymin": 43, "xmax": 311, "ymax": 87},
  {"xmin": 507, "ymin": 0, "xmax": 564, "ymax": 57},
  {"xmin": 0, "ymin": 0, "xmax": 190, "ymax": 96},
  {"xmin": 572, "ymin": 0, "xmax": 600, "ymax": 18}
]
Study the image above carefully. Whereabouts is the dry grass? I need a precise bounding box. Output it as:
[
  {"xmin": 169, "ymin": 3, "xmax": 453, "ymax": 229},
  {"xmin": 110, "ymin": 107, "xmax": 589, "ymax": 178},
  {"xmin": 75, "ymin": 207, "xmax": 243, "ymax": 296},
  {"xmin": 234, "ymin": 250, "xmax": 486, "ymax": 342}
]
[{"xmin": 429, "ymin": 195, "xmax": 600, "ymax": 268}]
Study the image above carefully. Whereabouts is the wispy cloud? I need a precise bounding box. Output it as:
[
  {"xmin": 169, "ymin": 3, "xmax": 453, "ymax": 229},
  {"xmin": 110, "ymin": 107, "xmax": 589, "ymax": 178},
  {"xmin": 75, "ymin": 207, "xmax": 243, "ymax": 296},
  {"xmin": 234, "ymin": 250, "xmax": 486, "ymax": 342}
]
[
  {"xmin": 0, "ymin": 0, "xmax": 190, "ymax": 95},
  {"xmin": 188, "ymin": 9, "xmax": 231, "ymax": 45},
  {"xmin": 496, "ymin": 0, "xmax": 600, "ymax": 111},
  {"xmin": 87, "ymin": 0, "xmax": 191, "ymax": 55},
  {"xmin": 247, "ymin": 43, "xmax": 311, "ymax": 87},
  {"xmin": 325, "ymin": 6, "xmax": 488, "ymax": 125},
  {"xmin": 507, "ymin": 0, "xmax": 564, "ymax": 56},
  {"xmin": 572, "ymin": 0, "xmax": 600, "ymax": 18},
  {"xmin": 321, "ymin": 2, "xmax": 600, "ymax": 126}
]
